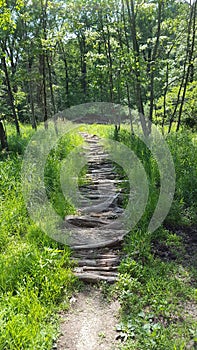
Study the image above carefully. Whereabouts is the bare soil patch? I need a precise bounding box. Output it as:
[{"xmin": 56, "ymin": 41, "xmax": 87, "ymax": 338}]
[{"xmin": 55, "ymin": 286, "xmax": 121, "ymax": 350}]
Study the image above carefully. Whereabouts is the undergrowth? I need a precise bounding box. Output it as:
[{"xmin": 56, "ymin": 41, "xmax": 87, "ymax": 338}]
[
  {"xmin": 110, "ymin": 127, "xmax": 197, "ymax": 349},
  {"xmin": 0, "ymin": 123, "xmax": 196, "ymax": 349},
  {"xmin": 0, "ymin": 123, "xmax": 83, "ymax": 349}
]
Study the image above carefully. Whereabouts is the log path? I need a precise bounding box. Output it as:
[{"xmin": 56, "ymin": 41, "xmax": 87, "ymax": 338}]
[{"xmin": 65, "ymin": 132, "xmax": 128, "ymax": 283}]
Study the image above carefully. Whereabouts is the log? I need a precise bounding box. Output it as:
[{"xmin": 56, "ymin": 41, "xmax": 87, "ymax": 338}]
[
  {"xmin": 82, "ymin": 266, "xmax": 118, "ymax": 272},
  {"xmin": 75, "ymin": 267, "xmax": 118, "ymax": 277},
  {"xmin": 74, "ymin": 272, "xmax": 118, "ymax": 283},
  {"xmin": 75, "ymin": 257, "xmax": 120, "ymax": 267},
  {"xmin": 65, "ymin": 215, "xmax": 109, "ymax": 228},
  {"xmin": 71, "ymin": 236, "xmax": 124, "ymax": 250},
  {"xmin": 73, "ymin": 253, "xmax": 118, "ymax": 259}
]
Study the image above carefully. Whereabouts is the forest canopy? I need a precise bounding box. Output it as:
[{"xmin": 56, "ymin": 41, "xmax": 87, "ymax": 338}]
[{"xmin": 0, "ymin": 0, "xmax": 197, "ymax": 148}]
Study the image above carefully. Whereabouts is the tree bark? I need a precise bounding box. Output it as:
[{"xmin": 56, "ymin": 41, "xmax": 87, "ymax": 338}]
[
  {"xmin": 162, "ymin": 62, "xmax": 169, "ymax": 134},
  {"xmin": 1, "ymin": 54, "xmax": 20, "ymax": 135},
  {"xmin": 41, "ymin": 52, "xmax": 48, "ymax": 128},
  {"xmin": 176, "ymin": 1, "xmax": 196, "ymax": 132},
  {"xmin": 40, "ymin": 0, "xmax": 48, "ymax": 128},
  {"xmin": 46, "ymin": 52, "xmax": 56, "ymax": 115},
  {"xmin": 168, "ymin": 2, "xmax": 195, "ymax": 133},
  {"xmin": 149, "ymin": 0, "xmax": 163, "ymax": 124},
  {"xmin": 27, "ymin": 58, "xmax": 37, "ymax": 130},
  {"xmin": 58, "ymin": 41, "xmax": 70, "ymax": 107},
  {"xmin": 78, "ymin": 33, "xmax": 87, "ymax": 99},
  {"xmin": 99, "ymin": 10, "xmax": 114, "ymax": 102},
  {"xmin": 126, "ymin": 0, "xmax": 147, "ymax": 135},
  {"xmin": 0, "ymin": 121, "xmax": 8, "ymax": 150}
]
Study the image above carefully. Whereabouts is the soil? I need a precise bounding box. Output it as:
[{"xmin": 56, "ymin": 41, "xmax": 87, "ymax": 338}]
[
  {"xmin": 153, "ymin": 224, "xmax": 197, "ymax": 273},
  {"xmin": 55, "ymin": 286, "xmax": 121, "ymax": 350},
  {"xmin": 153, "ymin": 224, "xmax": 197, "ymax": 325}
]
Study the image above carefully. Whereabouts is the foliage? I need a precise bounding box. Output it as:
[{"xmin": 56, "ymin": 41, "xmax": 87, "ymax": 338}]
[
  {"xmin": 0, "ymin": 124, "xmax": 84, "ymax": 349},
  {"xmin": 156, "ymin": 81, "xmax": 197, "ymax": 131},
  {"xmin": 114, "ymin": 127, "xmax": 197, "ymax": 229},
  {"xmin": 165, "ymin": 130, "xmax": 197, "ymax": 225},
  {"xmin": 115, "ymin": 226, "xmax": 197, "ymax": 349},
  {"xmin": 0, "ymin": 0, "xmax": 196, "ymax": 141},
  {"xmin": 107, "ymin": 126, "xmax": 197, "ymax": 349},
  {"xmin": 44, "ymin": 130, "xmax": 84, "ymax": 218}
]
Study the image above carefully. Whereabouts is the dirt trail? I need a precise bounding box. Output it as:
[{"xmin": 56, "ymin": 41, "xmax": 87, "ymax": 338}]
[
  {"xmin": 56, "ymin": 133, "xmax": 126, "ymax": 349},
  {"xmin": 56, "ymin": 287, "xmax": 121, "ymax": 350}
]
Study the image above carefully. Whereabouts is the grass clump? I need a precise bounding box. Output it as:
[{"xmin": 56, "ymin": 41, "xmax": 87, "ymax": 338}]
[
  {"xmin": 110, "ymin": 127, "xmax": 197, "ymax": 349},
  {"xmin": 115, "ymin": 227, "xmax": 197, "ymax": 349},
  {"xmin": 0, "ymin": 123, "xmax": 83, "ymax": 349}
]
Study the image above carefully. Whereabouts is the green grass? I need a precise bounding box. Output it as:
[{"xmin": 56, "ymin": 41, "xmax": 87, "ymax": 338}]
[
  {"xmin": 0, "ymin": 123, "xmax": 83, "ymax": 349},
  {"xmin": 0, "ymin": 123, "xmax": 196, "ymax": 349},
  {"xmin": 110, "ymin": 126, "xmax": 197, "ymax": 229},
  {"xmin": 115, "ymin": 228, "xmax": 197, "ymax": 349},
  {"xmin": 107, "ymin": 127, "xmax": 197, "ymax": 349},
  {"xmin": 165, "ymin": 131, "xmax": 197, "ymax": 226}
]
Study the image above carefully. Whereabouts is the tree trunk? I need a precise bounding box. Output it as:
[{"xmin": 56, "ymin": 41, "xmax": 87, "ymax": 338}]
[
  {"xmin": 176, "ymin": 1, "xmax": 196, "ymax": 132},
  {"xmin": 46, "ymin": 52, "xmax": 56, "ymax": 115},
  {"xmin": 27, "ymin": 58, "xmax": 37, "ymax": 130},
  {"xmin": 106, "ymin": 21, "xmax": 114, "ymax": 102},
  {"xmin": 42, "ymin": 52, "xmax": 48, "ymax": 128},
  {"xmin": 126, "ymin": 82, "xmax": 134, "ymax": 134},
  {"xmin": 58, "ymin": 41, "xmax": 70, "ymax": 107},
  {"xmin": 149, "ymin": 1, "xmax": 163, "ymax": 124},
  {"xmin": 98, "ymin": 41, "xmax": 104, "ymax": 101},
  {"xmin": 168, "ymin": 2, "xmax": 195, "ymax": 133},
  {"xmin": 40, "ymin": 0, "xmax": 48, "ymax": 129},
  {"xmin": 78, "ymin": 33, "xmax": 87, "ymax": 99},
  {"xmin": 126, "ymin": 0, "xmax": 147, "ymax": 135},
  {"xmin": 1, "ymin": 55, "xmax": 20, "ymax": 135},
  {"xmin": 0, "ymin": 121, "xmax": 8, "ymax": 150},
  {"xmin": 162, "ymin": 62, "xmax": 169, "ymax": 134},
  {"xmin": 99, "ymin": 10, "xmax": 114, "ymax": 102}
]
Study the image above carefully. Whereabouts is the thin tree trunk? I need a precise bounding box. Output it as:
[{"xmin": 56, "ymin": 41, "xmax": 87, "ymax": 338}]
[
  {"xmin": 106, "ymin": 21, "xmax": 114, "ymax": 102},
  {"xmin": 176, "ymin": 1, "xmax": 196, "ymax": 132},
  {"xmin": 46, "ymin": 52, "xmax": 56, "ymax": 115},
  {"xmin": 41, "ymin": 52, "xmax": 48, "ymax": 128},
  {"xmin": 117, "ymin": 9, "xmax": 134, "ymax": 134},
  {"xmin": 149, "ymin": 1, "xmax": 163, "ymax": 124},
  {"xmin": 126, "ymin": 0, "xmax": 147, "ymax": 135},
  {"xmin": 78, "ymin": 33, "xmax": 87, "ymax": 98},
  {"xmin": 121, "ymin": 0, "xmax": 130, "ymax": 54},
  {"xmin": 58, "ymin": 41, "xmax": 70, "ymax": 107},
  {"xmin": 99, "ymin": 10, "xmax": 114, "ymax": 102},
  {"xmin": 40, "ymin": 0, "xmax": 48, "ymax": 128},
  {"xmin": 27, "ymin": 59, "xmax": 37, "ymax": 130},
  {"xmin": 0, "ymin": 121, "xmax": 8, "ymax": 150},
  {"xmin": 98, "ymin": 41, "xmax": 103, "ymax": 101},
  {"xmin": 1, "ymin": 55, "xmax": 20, "ymax": 135},
  {"xmin": 162, "ymin": 62, "xmax": 169, "ymax": 134},
  {"xmin": 168, "ymin": 3, "xmax": 194, "ymax": 133},
  {"xmin": 126, "ymin": 82, "xmax": 134, "ymax": 134}
]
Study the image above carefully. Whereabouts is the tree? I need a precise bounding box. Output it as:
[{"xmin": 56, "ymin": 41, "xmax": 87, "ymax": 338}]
[{"xmin": 0, "ymin": 119, "xmax": 8, "ymax": 150}]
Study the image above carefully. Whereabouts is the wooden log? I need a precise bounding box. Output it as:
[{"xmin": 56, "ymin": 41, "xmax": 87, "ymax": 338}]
[
  {"xmin": 75, "ymin": 268, "xmax": 118, "ymax": 277},
  {"xmin": 73, "ymin": 253, "xmax": 118, "ymax": 259},
  {"xmin": 74, "ymin": 272, "xmax": 118, "ymax": 283},
  {"xmin": 82, "ymin": 266, "xmax": 118, "ymax": 272},
  {"xmin": 65, "ymin": 215, "xmax": 109, "ymax": 228},
  {"xmin": 71, "ymin": 235, "xmax": 124, "ymax": 250},
  {"xmin": 76, "ymin": 257, "xmax": 120, "ymax": 267}
]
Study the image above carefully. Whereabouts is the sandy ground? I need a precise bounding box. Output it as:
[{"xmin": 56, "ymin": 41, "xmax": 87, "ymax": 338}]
[{"xmin": 56, "ymin": 286, "xmax": 121, "ymax": 350}]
